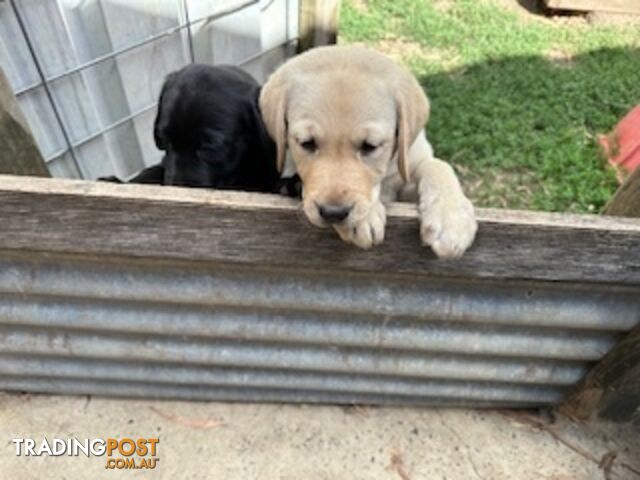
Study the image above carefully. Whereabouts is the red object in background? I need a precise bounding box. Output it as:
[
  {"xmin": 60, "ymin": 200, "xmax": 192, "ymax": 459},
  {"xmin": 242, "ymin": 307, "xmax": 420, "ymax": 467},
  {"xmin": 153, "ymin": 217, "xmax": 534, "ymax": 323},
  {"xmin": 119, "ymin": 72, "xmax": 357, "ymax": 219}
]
[{"xmin": 599, "ymin": 105, "xmax": 640, "ymax": 175}]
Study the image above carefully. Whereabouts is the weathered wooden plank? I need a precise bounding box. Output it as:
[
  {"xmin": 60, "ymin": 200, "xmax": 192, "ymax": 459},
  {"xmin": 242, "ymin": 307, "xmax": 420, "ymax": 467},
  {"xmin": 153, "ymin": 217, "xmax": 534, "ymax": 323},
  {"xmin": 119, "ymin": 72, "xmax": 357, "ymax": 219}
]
[
  {"xmin": 1, "ymin": 175, "xmax": 640, "ymax": 284},
  {"xmin": 604, "ymin": 167, "xmax": 640, "ymax": 218},
  {"xmin": 560, "ymin": 166, "xmax": 640, "ymax": 422},
  {"xmin": 544, "ymin": 0, "xmax": 640, "ymax": 14},
  {"xmin": 298, "ymin": 0, "xmax": 340, "ymax": 52},
  {"xmin": 560, "ymin": 324, "xmax": 640, "ymax": 423},
  {"xmin": 0, "ymin": 68, "xmax": 48, "ymax": 177}
]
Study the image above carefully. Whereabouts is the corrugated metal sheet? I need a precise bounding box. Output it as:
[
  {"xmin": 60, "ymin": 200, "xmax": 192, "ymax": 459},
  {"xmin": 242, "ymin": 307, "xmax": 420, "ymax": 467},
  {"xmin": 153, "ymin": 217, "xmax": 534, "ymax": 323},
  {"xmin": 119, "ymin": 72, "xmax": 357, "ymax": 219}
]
[{"xmin": 0, "ymin": 253, "xmax": 637, "ymax": 406}]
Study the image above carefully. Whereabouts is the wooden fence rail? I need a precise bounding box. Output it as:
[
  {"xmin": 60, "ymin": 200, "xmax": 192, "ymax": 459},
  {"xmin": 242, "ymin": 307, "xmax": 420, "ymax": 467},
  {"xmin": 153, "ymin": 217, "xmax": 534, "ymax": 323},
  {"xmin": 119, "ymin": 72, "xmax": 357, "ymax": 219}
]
[{"xmin": 1, "ymin": 175, "xmax": 639, "ymax": 414}]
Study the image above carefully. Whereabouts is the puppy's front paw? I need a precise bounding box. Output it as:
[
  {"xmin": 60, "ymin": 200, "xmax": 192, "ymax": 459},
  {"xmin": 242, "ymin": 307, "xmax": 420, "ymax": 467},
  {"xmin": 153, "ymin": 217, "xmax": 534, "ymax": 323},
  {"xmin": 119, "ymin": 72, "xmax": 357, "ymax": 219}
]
[
  {"xmin": 420, "ymin": 194, "xmax": 477, "ymax": 259},
  {"xmin": 334, "ymin": 202, "xmax": 386, "ymax": 249}
]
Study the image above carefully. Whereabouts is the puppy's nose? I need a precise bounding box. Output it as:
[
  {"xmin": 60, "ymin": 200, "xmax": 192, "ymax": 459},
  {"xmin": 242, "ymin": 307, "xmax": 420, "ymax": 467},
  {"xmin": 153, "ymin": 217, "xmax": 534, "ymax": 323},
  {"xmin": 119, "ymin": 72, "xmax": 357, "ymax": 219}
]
[{"xmin": 318, "ymin": 203, "xmax": 352, "ymax": 223}]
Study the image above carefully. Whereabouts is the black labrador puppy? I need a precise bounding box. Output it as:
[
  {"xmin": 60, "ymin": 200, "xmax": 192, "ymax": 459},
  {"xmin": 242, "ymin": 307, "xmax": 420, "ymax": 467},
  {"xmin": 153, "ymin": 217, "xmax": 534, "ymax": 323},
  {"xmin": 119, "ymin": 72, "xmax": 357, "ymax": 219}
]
[{"xmin": 101, "ymin": 64, "xmax": 300, "ymax": 196}]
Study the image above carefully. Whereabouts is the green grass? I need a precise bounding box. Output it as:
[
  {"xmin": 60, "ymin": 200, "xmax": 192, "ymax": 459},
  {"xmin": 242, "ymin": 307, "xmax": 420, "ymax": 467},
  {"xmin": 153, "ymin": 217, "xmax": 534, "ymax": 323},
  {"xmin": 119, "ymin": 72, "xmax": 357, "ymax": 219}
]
[{"xmin": 340, "ymin": 0, "xmax": 640, "ymax": 212}]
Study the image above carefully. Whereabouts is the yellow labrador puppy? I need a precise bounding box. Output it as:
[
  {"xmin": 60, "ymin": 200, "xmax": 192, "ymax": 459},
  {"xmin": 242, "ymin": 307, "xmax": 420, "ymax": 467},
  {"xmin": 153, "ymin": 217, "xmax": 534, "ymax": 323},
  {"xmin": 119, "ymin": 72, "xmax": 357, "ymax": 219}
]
[{"xmin": 260, "ymin": 45, "xmax": 477, "ymax": 258}]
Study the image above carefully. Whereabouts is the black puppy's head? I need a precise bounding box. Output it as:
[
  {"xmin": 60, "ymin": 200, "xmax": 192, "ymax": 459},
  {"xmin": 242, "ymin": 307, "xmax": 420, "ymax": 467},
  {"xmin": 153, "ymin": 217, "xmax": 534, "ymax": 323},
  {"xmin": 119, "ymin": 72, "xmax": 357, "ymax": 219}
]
[{"xmin": 153, "ymin": 64, "xmax": 281, "ymax": 191}]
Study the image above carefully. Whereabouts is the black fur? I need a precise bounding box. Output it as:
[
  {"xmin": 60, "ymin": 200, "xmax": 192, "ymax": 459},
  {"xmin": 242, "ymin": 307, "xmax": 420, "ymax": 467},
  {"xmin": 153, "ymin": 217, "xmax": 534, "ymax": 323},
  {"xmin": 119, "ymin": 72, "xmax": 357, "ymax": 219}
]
[{"xmin": 100, "ymin": 64, "xmax": 300, "ymax": 195}]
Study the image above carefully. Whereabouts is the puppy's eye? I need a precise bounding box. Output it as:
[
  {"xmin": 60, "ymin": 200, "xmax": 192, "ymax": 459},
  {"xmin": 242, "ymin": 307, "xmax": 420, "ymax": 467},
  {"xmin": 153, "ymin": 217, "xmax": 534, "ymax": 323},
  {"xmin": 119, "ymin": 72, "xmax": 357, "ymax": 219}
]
[
  {"xmin": 360, "ymin": 141, "xmax": 378, "ymax": 155},
  {"xmin": 299, "ymin": 138, "xmax": 317, "ymax": 153}
]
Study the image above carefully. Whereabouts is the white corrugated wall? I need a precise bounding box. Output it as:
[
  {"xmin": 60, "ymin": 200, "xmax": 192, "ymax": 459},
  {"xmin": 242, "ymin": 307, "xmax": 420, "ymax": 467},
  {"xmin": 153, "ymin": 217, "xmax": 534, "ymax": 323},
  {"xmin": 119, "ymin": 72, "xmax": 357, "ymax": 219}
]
[{"xmin": 0, "ymin": 0, "xmax": 298, "ymax": 179}]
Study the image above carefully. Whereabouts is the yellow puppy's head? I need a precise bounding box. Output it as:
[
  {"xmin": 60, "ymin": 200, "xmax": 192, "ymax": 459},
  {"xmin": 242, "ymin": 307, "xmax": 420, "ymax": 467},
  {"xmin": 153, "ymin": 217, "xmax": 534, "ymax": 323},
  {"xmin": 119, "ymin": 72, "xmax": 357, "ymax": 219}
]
[{"xmin": 260, "ymin": 46, "xmax": 429, "ymax": 228}]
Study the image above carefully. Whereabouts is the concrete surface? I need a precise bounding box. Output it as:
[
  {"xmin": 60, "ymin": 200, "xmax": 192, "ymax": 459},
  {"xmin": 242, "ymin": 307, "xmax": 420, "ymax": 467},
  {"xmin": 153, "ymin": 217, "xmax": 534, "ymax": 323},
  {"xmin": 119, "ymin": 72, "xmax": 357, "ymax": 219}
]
[{"xmin": 0, "ymin": 392, "xmax": 638, "ymax": 480}]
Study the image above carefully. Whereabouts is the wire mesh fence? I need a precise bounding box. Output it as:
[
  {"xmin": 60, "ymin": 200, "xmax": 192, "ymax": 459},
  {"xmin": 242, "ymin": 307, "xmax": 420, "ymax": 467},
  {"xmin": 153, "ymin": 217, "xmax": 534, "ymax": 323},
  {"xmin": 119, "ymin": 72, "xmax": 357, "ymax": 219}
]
[{"xmin": 0, "ymin": 0, "xmax": 297, "ymax": 179}]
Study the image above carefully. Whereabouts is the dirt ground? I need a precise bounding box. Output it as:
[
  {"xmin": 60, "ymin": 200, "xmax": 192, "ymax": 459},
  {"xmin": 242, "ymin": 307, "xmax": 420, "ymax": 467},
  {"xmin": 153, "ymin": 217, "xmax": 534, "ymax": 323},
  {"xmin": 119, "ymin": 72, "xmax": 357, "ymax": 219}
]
[{"xmin": 1, "ymin": 392, "xmax": 639, "ymax": 479}]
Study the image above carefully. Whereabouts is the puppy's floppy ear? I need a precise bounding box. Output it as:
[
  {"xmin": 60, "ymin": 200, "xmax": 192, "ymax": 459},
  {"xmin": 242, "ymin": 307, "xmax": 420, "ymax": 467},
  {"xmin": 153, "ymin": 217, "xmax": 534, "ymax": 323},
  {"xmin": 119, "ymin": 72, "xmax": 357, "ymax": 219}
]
[
  {"xmin": 259, "ymin": 71, "xmax": 287, "ymax": 172},
  {"xmin": 394, "ymin": 72, "xmax": 430, "ymax": 182},
  {"xmin": 153, "ymin": 71, "xmax": 179, "ymax": 151}
]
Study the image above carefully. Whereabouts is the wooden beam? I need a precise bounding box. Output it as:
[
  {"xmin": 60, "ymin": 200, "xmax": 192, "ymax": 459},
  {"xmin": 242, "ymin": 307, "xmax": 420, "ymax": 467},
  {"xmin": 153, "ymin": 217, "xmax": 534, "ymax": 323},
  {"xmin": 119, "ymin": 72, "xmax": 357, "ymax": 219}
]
[
  {"xmin": 1, "ymin": 175, "xmax": 640, "ymax": 285},
  {"xmin": 559, "ymin": 167, "xmax": 640, "ymax": 422},
  {"xmin": 298, "ymin": 0, "xmax": 341, "ymax": 52},
  {"xmin": 0, "ymin": 68, "xmax": 49, "ymax": 177},
  {"xmin": 604, "ymin": 167, "xmax": 640, "ymax": 218},
  {"xmin": 559, "ymin": 323, "xmax": 640, "ymax": 423},
  {"xmin": 544, "ymin": 0, "xmax": 640, "ymax": 15}
]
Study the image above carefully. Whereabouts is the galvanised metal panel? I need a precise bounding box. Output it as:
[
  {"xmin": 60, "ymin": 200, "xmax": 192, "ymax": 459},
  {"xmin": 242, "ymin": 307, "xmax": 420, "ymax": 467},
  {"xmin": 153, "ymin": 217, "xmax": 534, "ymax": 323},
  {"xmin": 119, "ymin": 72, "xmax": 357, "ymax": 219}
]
[
  {"xmin": 0, "ymin": 376, "xmax": 557, "ymax": 408},
  {"xmin": 0, "ymin": 253, "xmax": 636, "ymax": 407},
  {"xmin": 1, "ymin": 177, "xmax": 639, "ymax": 407}
]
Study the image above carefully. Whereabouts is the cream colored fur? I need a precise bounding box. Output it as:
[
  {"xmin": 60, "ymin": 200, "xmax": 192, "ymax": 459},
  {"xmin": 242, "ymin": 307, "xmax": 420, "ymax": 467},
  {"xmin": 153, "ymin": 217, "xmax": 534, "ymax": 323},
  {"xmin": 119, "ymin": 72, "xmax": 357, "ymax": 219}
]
[{"xmin": 260, "ymin": 46, "xmax": 476, "ymax": 259}]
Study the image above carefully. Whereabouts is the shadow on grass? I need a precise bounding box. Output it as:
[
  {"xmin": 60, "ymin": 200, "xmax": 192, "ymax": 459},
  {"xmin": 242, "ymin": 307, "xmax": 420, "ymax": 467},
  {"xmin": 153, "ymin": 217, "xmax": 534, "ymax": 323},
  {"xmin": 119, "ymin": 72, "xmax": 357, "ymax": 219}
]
[{"xmin": 417, "ymin": 47, "xmax": 640, "ymax": 213}]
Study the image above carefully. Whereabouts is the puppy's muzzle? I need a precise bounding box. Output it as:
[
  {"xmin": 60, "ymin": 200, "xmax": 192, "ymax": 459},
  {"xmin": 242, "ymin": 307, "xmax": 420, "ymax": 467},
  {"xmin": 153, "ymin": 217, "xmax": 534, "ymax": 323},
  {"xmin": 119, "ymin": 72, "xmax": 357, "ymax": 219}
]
[{"xmin": 316, "ymin": 202, "xmax": 353, "ymax": 224}]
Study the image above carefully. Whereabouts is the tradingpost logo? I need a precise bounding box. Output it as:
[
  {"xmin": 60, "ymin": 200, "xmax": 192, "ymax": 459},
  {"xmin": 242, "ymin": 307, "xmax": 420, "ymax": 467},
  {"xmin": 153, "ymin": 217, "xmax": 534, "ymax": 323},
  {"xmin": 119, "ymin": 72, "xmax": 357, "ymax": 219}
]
[{"xmin": 12, "ymin": 437, "xmax": 160, "ymax": 470}]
